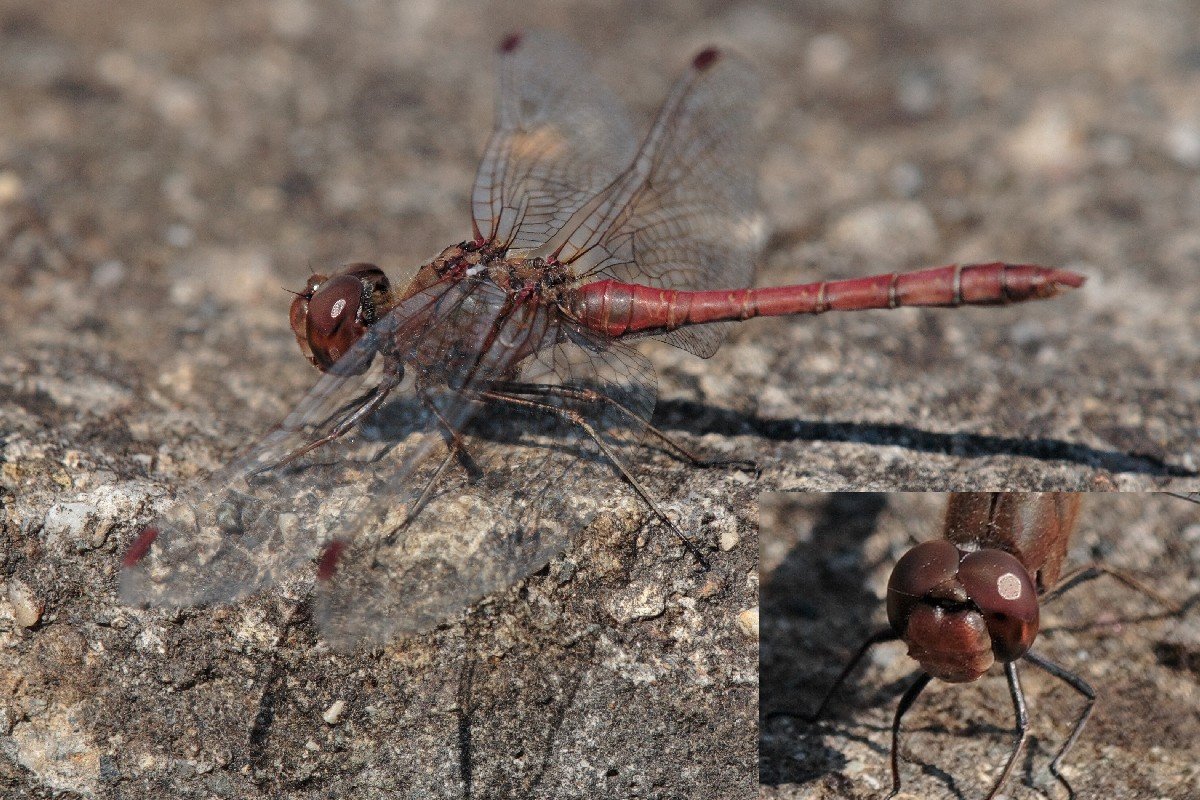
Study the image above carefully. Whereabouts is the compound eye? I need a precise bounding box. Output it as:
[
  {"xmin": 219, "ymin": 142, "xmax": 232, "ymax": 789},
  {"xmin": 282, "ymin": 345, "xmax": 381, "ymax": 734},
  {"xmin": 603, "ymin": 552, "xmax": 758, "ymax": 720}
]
[
  {"xmin": 289, "ymin": 273, "xmax": 329, "ymax": 364},
  {"xmin": 959, "ymin": 549, "xmax": 1039, "ymax": 661},
  {"xmin": 887, "ymin": 540, "xmax": 962, "ymax": 632},
  {"xmin": 306, "ymin": 273, "xmax": 366, "ymax": 370}
]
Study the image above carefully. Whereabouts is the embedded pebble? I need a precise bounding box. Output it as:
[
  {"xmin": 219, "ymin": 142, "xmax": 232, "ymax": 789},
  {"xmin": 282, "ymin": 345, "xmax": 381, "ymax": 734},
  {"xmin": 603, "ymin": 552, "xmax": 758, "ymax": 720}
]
[
  {"xmin": 736, "ymin": 607, "xmax": 759, "ymax": 639},
  {"xmin": 41, "ymin": 483, "xmax": 158, "ymax": 552},
  {"xmin": 603, "ymin": 582, "xmax": 667, "ymax": 624},
  {"xmin": 806, "ymin": 34, "xmax": 851, "ymax": 77},
  {"xmin": 718, "ymin": 523, "xmax": 740, "ymax": 552},
  {"xmin": 1166, "ymin": 123, "xmax": 1200, "ymax": 167},
  {"xmin": 1007, "ymin": 102, "xmax": 1084, "ymax": 174},
  {"xmin": 0, "ymin": 170, "xmax": 23, "ymax": 203},
  {"xmin": 10, "ymin": 704, "xmax": 100, "ymax": 796},
  {"xmin": 322, "ymin": 700, "xmax": 347, "ymax": 725},
  {"xmin": 8, "ymin": 579, "xmax": 44, "ymax": 628},
  {"xmin": 91, "ymin": 259, "xmax": 126, "ymax": 289}
]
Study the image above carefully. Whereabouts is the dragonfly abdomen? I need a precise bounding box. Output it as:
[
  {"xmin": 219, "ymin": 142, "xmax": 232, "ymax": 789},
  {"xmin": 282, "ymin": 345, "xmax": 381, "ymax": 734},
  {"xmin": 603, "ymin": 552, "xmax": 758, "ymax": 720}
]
[{"xmin": 569, "ymin": 262, "xmax": 1085, "ymax": 338}]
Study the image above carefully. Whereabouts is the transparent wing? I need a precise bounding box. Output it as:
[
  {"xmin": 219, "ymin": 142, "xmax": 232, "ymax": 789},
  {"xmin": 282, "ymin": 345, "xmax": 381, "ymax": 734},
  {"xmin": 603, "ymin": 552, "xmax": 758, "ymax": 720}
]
[
  {"xmin": 535, "ymin": 48, "xmax": 765, "ymax": 357},
  {"xmin": 119, "ymin": 277, "xmax": 524, "ymax": 609},
  {"xmin": 314, "ymin": 326, "xmax": 658, "ymax": 649},
  {"xmin": 472, "ymin": 30, "xmax": 638, "ymax": 252}
]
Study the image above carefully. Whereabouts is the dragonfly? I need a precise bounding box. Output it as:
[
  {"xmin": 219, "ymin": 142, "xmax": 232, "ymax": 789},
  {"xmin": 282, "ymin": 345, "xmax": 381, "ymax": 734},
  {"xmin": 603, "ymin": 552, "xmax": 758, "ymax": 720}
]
[
  {"xmin": 773, "ymin": 492, "xmax": 1191, "ymax": 800},
  {"xmin": 121, "ymin": 32, "xmax": 1083, "ymax": 650}
]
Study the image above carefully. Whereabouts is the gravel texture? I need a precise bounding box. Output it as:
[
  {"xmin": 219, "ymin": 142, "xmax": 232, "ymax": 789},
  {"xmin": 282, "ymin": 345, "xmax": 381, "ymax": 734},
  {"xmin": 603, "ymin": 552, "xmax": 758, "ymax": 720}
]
[
  {"xmin": 760, "ymin": 492, "xmax": 1200, "ymax": 800},
  {"xmin": 2, "ymin": 1, "xmax": 1199, "ymax": 799}
]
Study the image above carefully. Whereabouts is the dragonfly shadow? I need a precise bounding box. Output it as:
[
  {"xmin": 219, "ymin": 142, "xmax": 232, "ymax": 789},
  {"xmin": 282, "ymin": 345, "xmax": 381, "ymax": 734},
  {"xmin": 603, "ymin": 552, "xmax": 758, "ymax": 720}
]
[
  {"xmin": 759, "ymin": 493, "xmax": 892, "ymax": 787},
  {"xmin": 655, "ymin": 399, "xmax": 1198, "ymax": 479}
]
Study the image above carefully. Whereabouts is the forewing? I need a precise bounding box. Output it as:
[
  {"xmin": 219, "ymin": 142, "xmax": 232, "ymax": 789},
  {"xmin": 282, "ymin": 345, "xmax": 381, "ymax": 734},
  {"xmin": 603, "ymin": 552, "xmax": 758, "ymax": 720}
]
[
  {"xmin": 314, "ymin": 325, "xmax": 658, "ymax": 649},
  {"xmin": 472, "ymin": 31, "xmax": 638, "ymax": 252},
  {"xmin": 538, "ymin": 48, "xmax": 765, "ymax": 357},
  {"xmin": 119, "ymin": 278, "xmax": 506, "ymax": 610}
]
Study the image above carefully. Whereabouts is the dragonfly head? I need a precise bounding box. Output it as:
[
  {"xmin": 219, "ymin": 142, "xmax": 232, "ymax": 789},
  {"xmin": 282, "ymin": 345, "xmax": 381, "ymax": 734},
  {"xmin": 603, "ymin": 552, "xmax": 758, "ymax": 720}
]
[
  {"xmin": 886, "ymin": 540, "xmax": 1039, "ymax": 683},
  {"xmin": 290, "ymin": 263, "xmax": 393, "ymax": 372}
]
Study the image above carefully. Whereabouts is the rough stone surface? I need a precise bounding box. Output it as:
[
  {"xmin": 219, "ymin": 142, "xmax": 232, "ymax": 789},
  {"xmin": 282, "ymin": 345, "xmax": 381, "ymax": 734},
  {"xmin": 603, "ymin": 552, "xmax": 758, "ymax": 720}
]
[{"xmin": 761, "ymin": 493, "xmax": 1200, "ymax": 800}]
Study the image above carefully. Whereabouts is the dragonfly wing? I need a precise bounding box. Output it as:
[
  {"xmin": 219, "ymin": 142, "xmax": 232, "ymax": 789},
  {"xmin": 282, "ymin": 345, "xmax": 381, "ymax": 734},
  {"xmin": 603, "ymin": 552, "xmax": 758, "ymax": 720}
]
[
  {"xmin": 472, "ymin": 31, "xmax": 638, "ymax": 252},
  {"xmin": 314, "ymin": 323, "xmax": 658, "ymax": 649},
  {"xmin": 118, "ymin": 279, "xmax": 490, "ymax": 609},
  {"xmin": 541, "ymin": 47, "xmax": 765, "ymax": 358}
]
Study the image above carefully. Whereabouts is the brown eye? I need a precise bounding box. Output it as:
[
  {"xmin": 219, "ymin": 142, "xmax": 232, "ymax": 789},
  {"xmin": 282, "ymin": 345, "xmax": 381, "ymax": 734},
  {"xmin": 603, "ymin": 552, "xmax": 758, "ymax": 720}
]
[
  {"xmin": 290, "ymin": 273, "xmax": 328, "ymax": 364},
  {"xmin": 306, "ymin": 274, "xmax": 366, "ymax": 371},
  {"xmin": 959, "ymin": 549, "xmax": 1039, "ymax": 661},
  {"xmin": 886, "ymin": 539, "xmax": 962, "ymax": 633}
]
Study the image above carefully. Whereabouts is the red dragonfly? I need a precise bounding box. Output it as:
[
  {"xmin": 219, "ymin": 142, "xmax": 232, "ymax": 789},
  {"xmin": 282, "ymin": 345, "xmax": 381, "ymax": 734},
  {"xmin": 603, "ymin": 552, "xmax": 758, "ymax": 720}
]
[{"xmin": 121, "ymin": 33, "xmax": 1082, "ymax": 649}]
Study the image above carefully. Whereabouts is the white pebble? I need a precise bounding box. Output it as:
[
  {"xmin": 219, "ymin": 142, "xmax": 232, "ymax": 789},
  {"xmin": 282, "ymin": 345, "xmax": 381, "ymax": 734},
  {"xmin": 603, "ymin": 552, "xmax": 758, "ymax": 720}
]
[
  {"xmin": 322, "ymin": 700, "xmax": 346, "ymax": 725},
  {"xmin": 7, "ymin": 580, "xmax": 44, "ymax": 628},
  {"xmin": 736, "ymin": 607, "xmax": 759, "ymax": 639}
]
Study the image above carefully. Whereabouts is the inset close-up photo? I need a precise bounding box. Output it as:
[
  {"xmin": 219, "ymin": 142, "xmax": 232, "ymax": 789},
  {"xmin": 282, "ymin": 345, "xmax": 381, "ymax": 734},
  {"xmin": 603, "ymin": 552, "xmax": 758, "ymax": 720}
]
[{"xmin": 760, "ymin": 492, "xmax": 1200, "ymax": 799}]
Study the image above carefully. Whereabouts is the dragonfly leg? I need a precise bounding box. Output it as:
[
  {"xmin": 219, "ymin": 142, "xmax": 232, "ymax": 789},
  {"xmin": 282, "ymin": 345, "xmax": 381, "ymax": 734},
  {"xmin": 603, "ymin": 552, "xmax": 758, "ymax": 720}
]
[
  {"xmin": 766, "ymin": 627, "xmax": 899, "ymax": 724},
  {"xmin": 251, "ymin": 375, "xmax": 399, "ymax": 477},
  {"xmin": 884, "ymin": 672, "xmax": 933, "ymax": 800},
  {"xmin": 490, "ymin": 380, "xmax": 757, "ymax": 472},
  {"xmin": 1043, "ymin": 563, "xmax": 1180, "ymax": 614},
  {"xmin": 381, "ymin": 445, "xmax": 467, "ymax": 543},
  {"xmin": 1023, "ymin": 650, "xmax": 1095, "ymax": 800},
  {"xmin": 310, "ymin": 385, "xmax": 387, "ymax": 433},
  {"xmin": 373, "ymin": 393, "xmax": 485, "ymax": 537},
  {"xmin": 422, "ymin": 395, "xmax": 484, "ymax": 483},
  {"xmin": 378, "ymin": 394, "xmax": 486, "ymax": 540},
  {"xmin": 479, "ymin": 388, "xmax": 711, "ymax": 569},
  {"xmin": 983, "ymin": 661, "xmax": 1031, "ymax": 800}
]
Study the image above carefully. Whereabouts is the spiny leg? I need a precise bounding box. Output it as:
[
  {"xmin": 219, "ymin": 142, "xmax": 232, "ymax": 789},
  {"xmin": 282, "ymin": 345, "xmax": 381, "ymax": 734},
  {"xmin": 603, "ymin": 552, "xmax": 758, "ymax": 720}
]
[
  {"xmin": 490, "ymin": 380, "xmax": 757, "ymax": 472},
  {"xmin": 381, "ymin": 394, "xmax": 485, "ymax": 540},
  {"xmin": 1043, "ymin": 562, "xmax": 1180, "ymax": 614},
  {"xmin": 885, "ymin": 672, "xmax": 933, "ymax": 800},
  {"xmin": 423, "ymin": 394, "xmax": 484, "ymax": 483},
  {"xmin": 250, "ymin": 374, "xmax": 400, "ymax": 478},
  {"xmin": 312, "ymin": 384, "xmax": 389, "ymax": 433},
  {"xmin": 382, "ymin": 446, "xmax": 465, "ymax": 543},
  {"xmin": 767, "ymin": 628, "xmax": 899, "ymax": 723},
  {"xmin": 984, "ymin": 661, "xmax": 1031, "ymax": 800},
  {"xmin": 1023, "ymin": 650, "xmax": 1095, "ymax": 800},
  {"xmin": 480, "ymin": 388, "xmax": 711, "ymax": 569}
]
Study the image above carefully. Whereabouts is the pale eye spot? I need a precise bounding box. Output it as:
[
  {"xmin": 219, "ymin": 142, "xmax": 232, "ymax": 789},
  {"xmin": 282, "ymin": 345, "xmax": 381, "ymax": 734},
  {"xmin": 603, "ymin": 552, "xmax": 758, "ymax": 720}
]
[
  {"xmin": 996, "ymin": 572, "xmax": 1023, "ymax": 601},
  {"xmin": 330, "ymin": 298, "xmax": 347, "ymax": 319}
]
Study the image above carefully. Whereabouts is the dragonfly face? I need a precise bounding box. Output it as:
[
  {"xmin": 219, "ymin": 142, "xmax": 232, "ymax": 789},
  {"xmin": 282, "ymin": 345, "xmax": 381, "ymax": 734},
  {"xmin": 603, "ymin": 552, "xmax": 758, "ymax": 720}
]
[
  {"xmin": 290, "ymin": 263, "xmax": 392, "ymax": 371},
  {"xmin": 886, "ymin": 540, "xmax": 1040, "ymax": 683}
]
